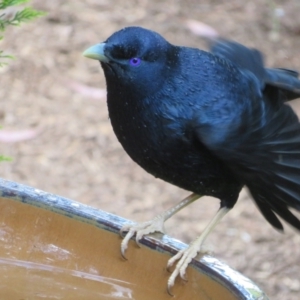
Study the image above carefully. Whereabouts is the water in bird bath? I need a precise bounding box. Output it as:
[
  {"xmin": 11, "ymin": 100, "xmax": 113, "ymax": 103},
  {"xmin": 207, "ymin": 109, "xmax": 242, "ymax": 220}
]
[{"xmin": 0, "ymin": 257, "xmax": 135, "ymax": 299}]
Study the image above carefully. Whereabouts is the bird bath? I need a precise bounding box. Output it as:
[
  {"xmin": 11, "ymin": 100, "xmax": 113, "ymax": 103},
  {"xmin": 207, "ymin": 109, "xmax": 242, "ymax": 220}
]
[{"xmin": 0, "ymin": 178, "xmax": 268, "ymax": 299}]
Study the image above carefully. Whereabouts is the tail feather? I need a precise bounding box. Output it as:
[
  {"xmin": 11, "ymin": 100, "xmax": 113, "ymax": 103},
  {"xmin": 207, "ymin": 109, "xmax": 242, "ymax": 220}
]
[
  {"xmin": 269, "ymin": 201, "xmax": 300, "ymax": 230},
  {"xmin": 265, "ymin": 68, "xmax": 300, "ymax": 101},
  {"xmin": 210, "ymin": 39, "xmax": 300, "ymax": 102},
  {"xmin": 253, "ymin": 194, "xmax": 284, "ymax": 231},
  {"xmin": 250, "ymin": 184, "xmax": 300, "ymax": 231},
  {"xmin": 271, "ymin": 68, "xmax": 299, "ymax": 78}
]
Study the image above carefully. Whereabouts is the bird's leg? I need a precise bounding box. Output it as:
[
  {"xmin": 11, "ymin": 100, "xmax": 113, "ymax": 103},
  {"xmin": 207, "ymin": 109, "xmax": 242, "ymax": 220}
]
[
  {"xmin": 167, "ymin": 206, "xmax": 230, "ymax": 295},
  {"xmin": 120, "ymin": 193, "xmax": 201, "ymax": 259}
]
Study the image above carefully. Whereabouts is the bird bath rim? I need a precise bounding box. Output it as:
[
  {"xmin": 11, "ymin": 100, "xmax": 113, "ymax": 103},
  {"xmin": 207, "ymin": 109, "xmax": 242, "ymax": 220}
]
[{"xmin": 0, "ymin": 178, "xmax": 268, "ymax": 300}]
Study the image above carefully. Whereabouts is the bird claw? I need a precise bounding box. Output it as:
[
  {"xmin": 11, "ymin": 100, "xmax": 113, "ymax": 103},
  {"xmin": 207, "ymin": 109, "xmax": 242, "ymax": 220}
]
[
  {"xmin": 180, "ymin": 269, "xmax": 188, "ymax": 282},
  {"xmin": 166, "ymin": 249, "xmax": 189, "ymax": 295},
  {"xmin": 167, "ymin": 267, "xmax": 188, "ymax": 296},
  {"xmin": 120, "ymin": 218, "xmax": 165, "ymax": 259},
  {"xmin": 167, "ymin": 285, "xmax": 174, "ymax": 297},
  {"xmin": 166, "ymin": 241, "xmax": 206, "ymax": 293},
  {"xmin": 120, "ymin": 226, "xmax": 136, "ymax": 259},
  {"xmin": 119, "ymin": 223, "xmax": 131, "ymax": 238},
  {"xmin": 166, "ymin": 248, "xmax": 185, "ymax": 272}
]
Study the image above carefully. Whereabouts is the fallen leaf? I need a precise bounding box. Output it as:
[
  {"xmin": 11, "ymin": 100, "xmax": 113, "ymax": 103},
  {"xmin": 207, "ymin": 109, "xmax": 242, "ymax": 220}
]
[
  {"xmin": 69, "ymin": 81, "xmax": 106, "ymax": 99},
  {"xmin": 0, "ymin": 129, "xmax": 39, "ymax": 143},
  {"xmin": 185, "ymin": 19, "xmax": 219, "ymax": 39}
]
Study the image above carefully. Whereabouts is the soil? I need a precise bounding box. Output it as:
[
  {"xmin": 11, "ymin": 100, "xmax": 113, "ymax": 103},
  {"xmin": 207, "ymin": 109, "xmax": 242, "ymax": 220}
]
[{"xmin": 1, "ymin": 0, "xmax": 300, "ymax": 299}]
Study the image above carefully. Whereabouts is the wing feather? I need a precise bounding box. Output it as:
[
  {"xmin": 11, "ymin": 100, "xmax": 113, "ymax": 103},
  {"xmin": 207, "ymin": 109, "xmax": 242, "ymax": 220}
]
[{"xmin": 196, "ymin": 91, "xmax": 300, "ymax": 230}]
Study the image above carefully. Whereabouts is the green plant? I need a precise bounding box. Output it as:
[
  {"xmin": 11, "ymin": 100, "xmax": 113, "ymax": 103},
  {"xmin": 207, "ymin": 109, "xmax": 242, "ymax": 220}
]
[
  {"xmin": 0, "ymin": 155, "xmax": 12, "ymax": 162},
  {"xmin": 0, "ymin": 0, "xmax": 44, "ymax": 162},
  {"xmin": 0, "ymin": 0, "xmax": 45, "ymax": 65}
]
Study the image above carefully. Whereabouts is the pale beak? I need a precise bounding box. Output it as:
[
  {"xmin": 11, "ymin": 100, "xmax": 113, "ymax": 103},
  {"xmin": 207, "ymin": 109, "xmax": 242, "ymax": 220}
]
[{"xmin": 83, "ymin": 43, "xmax": 109, "ymax": 63}]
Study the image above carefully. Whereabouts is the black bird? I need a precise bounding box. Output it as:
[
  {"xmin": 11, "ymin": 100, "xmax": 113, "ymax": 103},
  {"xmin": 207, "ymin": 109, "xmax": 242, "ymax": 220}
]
[{"xmin": 83, "ymin": 26, "xmax": 300, "ymax": 293}]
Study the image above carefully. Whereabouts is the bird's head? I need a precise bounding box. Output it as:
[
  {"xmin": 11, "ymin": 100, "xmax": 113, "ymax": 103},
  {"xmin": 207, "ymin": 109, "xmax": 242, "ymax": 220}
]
[{"xmin": 83, "ymin": 27, "xmax": 179, "ymax": 96}]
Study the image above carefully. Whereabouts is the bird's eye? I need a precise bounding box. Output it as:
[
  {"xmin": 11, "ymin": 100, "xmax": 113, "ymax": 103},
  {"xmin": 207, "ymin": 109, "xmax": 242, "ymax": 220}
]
[{"xmin": 129, "ymin": 57, "xmax": 141, "ymax": 67}]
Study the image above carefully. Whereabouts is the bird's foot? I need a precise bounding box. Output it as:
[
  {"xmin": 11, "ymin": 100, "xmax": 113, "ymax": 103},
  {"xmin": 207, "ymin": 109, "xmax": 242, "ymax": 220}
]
[
  {"xmin": 166, "ymin": 238, "xmax": 209, "ymax": 295},
  {"xmin": 166, "ymin": 207, "xmax": 228, "ymax": 295},
  {"xmin": 120, "ymin": 215, "xmax": 165, "ymax": 259}
]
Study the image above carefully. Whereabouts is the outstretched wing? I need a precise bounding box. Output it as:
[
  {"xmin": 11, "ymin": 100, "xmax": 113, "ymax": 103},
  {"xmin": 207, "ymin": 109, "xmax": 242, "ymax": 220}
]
[
  {"xmin": 211, "ymin": 39, "xmax": 300, "ymax": 102},
  {"xmin": 196, "ymin": 97, "xmax": 300, "ymax": 231},
  {"xmin": 194, "ymin": 62, "xmax": 300, "ymax": 231}
]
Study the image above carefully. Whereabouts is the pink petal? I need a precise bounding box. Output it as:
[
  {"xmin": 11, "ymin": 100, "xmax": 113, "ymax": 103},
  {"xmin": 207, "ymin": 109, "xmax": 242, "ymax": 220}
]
[{"xmin": 185, "ymin": 20, "xmax": 219, "ymax": 39}]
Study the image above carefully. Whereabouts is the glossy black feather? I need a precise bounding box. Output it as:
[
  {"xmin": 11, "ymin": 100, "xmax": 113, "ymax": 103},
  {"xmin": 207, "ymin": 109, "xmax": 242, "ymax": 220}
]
[
  {"xmin": 95, "ymin": 27, "xmax": 300, "ymax": 231},
  {"xmin": 211, "ymin": 39, "xmax": 300, "ymax": 100}
]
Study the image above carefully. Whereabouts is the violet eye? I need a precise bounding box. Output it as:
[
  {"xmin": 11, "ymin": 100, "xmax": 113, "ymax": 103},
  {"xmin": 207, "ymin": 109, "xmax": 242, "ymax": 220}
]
[{"xmin": 129, "ymin": 57, "xmax": 141, "ymax": 66}]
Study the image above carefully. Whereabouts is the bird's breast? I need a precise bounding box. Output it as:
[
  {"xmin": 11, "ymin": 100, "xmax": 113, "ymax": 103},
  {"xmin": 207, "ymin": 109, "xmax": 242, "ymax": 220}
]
[{"xmin": 109, "ymin": 97, "xmax": 203, "ymax": 179}]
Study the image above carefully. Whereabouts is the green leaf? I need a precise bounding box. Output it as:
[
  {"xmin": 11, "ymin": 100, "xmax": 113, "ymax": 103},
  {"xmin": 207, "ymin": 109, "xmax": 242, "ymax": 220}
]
[
  {"xmin": 0, "ymin": 7, "xmax": 46, "ymax": 28},
  {"xmin": 0, "ymin": 0, "xmax": 30, "ymax": 10},
  {"xmin": 14, "ymin": 7, "xmax": 46, "ymax": 24},
  {"xmin": 0, "ymin": 155, "xmax": 12, "ymax": 162},
  {"xmin": 0, "ymin": 0, "xmax": 45, "ymax": 66}
]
